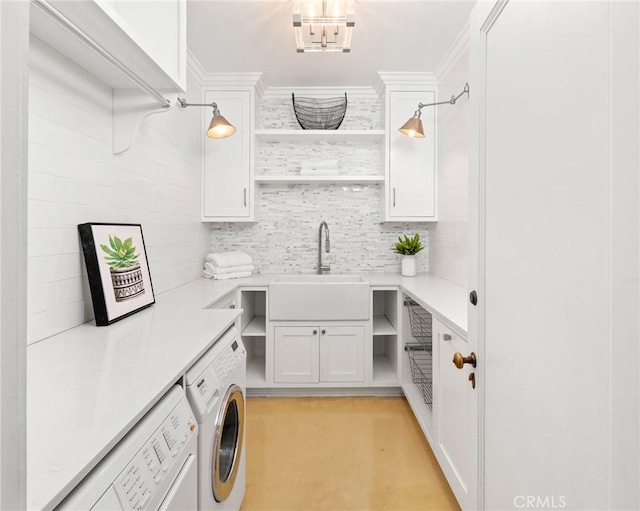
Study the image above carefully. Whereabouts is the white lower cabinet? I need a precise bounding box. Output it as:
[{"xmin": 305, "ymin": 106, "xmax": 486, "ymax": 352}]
[
  {"xmin": 433, "ymin": 318, "xmax": 477, "ymax": 510},
  {"xmin": 273, "ymin": 326, "xmax": 319, "ymax": 383},
  {"xmin": 273, "ymin": 325, "xmax": 365, "ymax": 384}
]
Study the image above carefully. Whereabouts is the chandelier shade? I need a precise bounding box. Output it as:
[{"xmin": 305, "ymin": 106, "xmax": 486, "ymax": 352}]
[{"xmin": 292, "ymin": 0, "xmax": 355, "ymax": 53}]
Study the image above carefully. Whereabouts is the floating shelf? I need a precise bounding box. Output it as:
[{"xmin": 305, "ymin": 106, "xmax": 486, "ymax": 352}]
[
  {"xmin": 242, "ymin": 316, "xmax": 266, "ymax": 336},
  {"xmin": 255, "ymin": 175, "xmax": 384, "ymax": 185},
  {"xmin": 255, "ymin": 129, "xmax": 385, "ymax": 142},
  {"xmin": 373, "ymin": 314, "xmax": 397, "ymax": 336}
]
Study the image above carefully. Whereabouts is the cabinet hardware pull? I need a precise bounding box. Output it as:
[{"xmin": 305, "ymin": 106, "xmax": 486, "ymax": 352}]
[
  {"xmin": 312, "ymin": 330, "xmax": 318, "ymax": 335},
  {"xmin": 321, "ymin": 329, "xmax": 326, "ymax": 335},
  {"xmin": 453, "ymin": 352, "xmax": 477, "ymax": 369},
  {"xmin": 470, "ymin": 290, "xmax": 478, "ymax": 306},
  {"xmin": 243, "ymin": 188, "xmax": 247, "ymax": 207},
  {"xmin": 468, "ymin": 373, "xmax": 476, "ymax": 389},
  {"xmin": 443, "ymin": 333, "xmax": 452, "ymax": 341},
  {"xmin": 229, "ymin": 304, "xmax": 235, "ymax": 309},
  {"xmin": 393, "ymin": 188, "xmax": 396, "ymax": 207}
]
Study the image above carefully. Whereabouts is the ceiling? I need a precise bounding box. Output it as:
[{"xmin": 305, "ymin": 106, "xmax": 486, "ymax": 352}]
[{"xmin": 186, "ymin": 0, "xmax": 475, "ymax": 87}]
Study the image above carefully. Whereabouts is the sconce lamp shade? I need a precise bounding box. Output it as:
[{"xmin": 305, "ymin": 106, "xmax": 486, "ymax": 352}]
[
  {"xmin": 178, "ymin": 97, "xmax": 236, "ymax": 139},
  {"xmin": 207, "ymin": 112, "xmax": 236, "ymax": 139},
  {"xmin": 398, "ymin": 83, "xmax": 470, "ymax": 138},
  {"xmin": 398, "ymin": 115, "xmax": 425, "ymax": 138}
]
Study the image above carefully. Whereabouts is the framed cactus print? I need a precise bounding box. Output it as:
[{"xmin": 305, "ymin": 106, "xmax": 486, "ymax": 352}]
[{"xmin": 78, "ymin": 223, "xmax": 155, "ymax": 326}]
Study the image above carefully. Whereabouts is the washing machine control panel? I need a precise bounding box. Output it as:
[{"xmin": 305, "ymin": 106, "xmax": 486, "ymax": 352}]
[
  {"xmin": 213, "ymin": 337, "xmax": 246, "ymax": 383},
  {"xmin": 113, "ymin": 397, "xmax": 197, "ymax": 510}
]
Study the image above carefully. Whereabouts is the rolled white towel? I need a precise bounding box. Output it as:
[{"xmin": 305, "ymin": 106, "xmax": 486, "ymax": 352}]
[
  {"xmin": 300, "ymin": 168, "xmax": 340, "ymax": 176},
  {"xmin": 204, "ymin": 263, "xmax": 254, "ymax": 275},
  {"xmin": 207, "ymin": 271, "xmax": 253, "ymax": 280},
  {"xmin": 300, "ymin": 159, "xmax": 339, "ymax": 170},
  {"xmin": 205, "ymin": 251, "xmax": 253, "ymax": 268}
]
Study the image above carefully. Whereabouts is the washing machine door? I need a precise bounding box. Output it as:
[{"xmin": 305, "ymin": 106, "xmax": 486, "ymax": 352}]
[{"xmin": 212, "ymin": 383, "xmax": 245, "ymax": 502}]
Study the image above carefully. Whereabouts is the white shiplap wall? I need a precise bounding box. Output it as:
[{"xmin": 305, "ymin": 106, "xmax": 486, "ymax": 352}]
[
  {"xmin": 210, "ymin": 92, "xmax": 431, "ymax": 274},
  {"xmin": 27, "ymin": 37, "xmax": 209, "ymax": 344},
  {"xmin": 429, "ymin": 30, "xmax": 469, "ymax": 288}
]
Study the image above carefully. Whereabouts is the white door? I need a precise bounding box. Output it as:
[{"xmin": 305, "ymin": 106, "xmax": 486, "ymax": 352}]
[
  {"xmin": 319, "ymin": 326, "xmax": 365, "ymax": 383},
  {"xmin": 469, "ymin": 1, "xmax": 639, "ymax": 509},
  {"xmin": 434, "ymin": 319, "xmax": 476, "ymax": 510},
  {"xmin": 202, "ymin": 89, "xmax": 252, "ymax": 220},
  {"xmin": 273, "ymin": 326, "xmax": 319, "ymax": 383}
]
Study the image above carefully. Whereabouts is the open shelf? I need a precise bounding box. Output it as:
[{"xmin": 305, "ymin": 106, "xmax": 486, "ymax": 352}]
[
  {"xmin": 242, "ymin": 315, "xmax": 266, "ymax": 336},
  {"xmin": 255, "ymin": 175, "xmax": 384, "ymax": 185},
  {"xmin": 247, "ymin": 355, "xmax": 267, "ymax": 388},
  {"xmin": 372, "ymin": 355, "xmax": 398, "ymax": 386},
  {"xmin": 373, "ymin": 314, "xmax": 397, "ymax": 336},
  {"xmin": 255, "ymin": 129, "xmax": 385, "ymax": 142}
]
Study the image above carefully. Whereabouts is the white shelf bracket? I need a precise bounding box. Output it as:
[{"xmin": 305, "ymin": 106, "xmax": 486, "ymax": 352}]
[{"xmin": 113, "ymin": 89, "xmax": 177, "ymax": 155}]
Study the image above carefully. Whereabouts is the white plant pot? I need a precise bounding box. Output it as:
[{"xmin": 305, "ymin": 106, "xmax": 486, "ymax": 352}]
[{"xmin": 401, "ymin": 255, "xmax": 417, "ymax": 277}]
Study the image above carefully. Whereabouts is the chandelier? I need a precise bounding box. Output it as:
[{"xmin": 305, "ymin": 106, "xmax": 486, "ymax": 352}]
[{"xmin": 292, "ymin": 0, "xmax": 355, "ymax": 53}]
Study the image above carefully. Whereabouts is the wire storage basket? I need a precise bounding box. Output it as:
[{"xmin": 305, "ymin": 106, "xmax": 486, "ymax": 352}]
[
  {"xmin": 406, "ymin": 345, "xmax": 433, "ymax": 410},
  {"xmin": 406, "ymin": 300, "xmax": 433, "ymax": 350},
  {"xmin": 292, "ymin": 93, "xmax": 348, "ymax": 130}
]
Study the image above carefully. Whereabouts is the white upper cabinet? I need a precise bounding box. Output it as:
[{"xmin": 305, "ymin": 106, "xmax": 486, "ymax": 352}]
[
  {"xmin": 30, "ymin": 0, "xmax": 187, "ymax": 91},
  {"xmin": 202, "ymin": 89, "xmax": 254, "ymax": 222},
  {"xmin": 380, "ymin": 73, "xmax": 438, "ymax": 222}
]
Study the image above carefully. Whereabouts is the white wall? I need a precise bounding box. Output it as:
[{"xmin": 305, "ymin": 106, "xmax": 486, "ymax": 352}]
[
  {"xmin": 210, "ymin": 92, "xmax": 431, "ymax": 274},
  {"xmin": 27, "ymin": 37, "xmax": 209, "ymax": 344},
  {"xmin": 429, "ymin": 29, "xmax": 469, "ymax": 288}
]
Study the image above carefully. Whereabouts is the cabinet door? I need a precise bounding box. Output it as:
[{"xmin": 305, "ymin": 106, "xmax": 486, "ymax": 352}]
[
  {"xmin": 319, "ymin": 326, "xmax": 365, "ymax": 383},
  {"xmin": 202, "ymin": 89, "xmax": 252, "ymax": 221},
  {"xmin": 434, "ymin": 319, "xmax": 477, "ymax": 509},
  {"xmin": 387, "ymin": 90, "xmax": 437, "ymax": 221},
  {"xmin": 273, "ymin": 326, "xmax": 319, "ymax": 383}
]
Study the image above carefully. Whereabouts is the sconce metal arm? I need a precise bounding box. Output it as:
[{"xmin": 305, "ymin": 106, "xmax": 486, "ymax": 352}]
[
  {"xmin": 415, "ymin": 82, "xmax": 470, "ymax": 115},
  {"xmin": 178, "ymin": 98, "xmax": 218, "ymax": 110}
]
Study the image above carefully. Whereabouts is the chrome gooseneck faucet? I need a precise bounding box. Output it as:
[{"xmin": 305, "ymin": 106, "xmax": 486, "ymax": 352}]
[{"xmin": 318, "ymin": 221, "xmax": 331, "ymax": 274}]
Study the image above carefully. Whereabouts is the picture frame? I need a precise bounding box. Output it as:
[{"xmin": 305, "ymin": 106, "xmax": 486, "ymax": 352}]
[{"xmin": 78, "ymin": 223, "xmax": 155, "ymax": 326}]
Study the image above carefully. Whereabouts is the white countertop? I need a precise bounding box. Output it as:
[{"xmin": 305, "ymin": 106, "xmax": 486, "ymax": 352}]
[{"xmin": 27, "ymin": 271, "xmax": 466, "ymax": 510}]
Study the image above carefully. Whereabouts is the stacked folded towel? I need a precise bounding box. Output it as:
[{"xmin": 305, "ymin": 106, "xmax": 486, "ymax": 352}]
[
  {"xmin": 299, "ymin": 159, "xmax": 340, "ymax": 176},
  {"xmin": 203, "ymin": 251, "xmax": 254, "ymax": 280}
]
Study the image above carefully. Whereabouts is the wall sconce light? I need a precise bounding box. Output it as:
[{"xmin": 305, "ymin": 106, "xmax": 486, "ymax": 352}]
[
  {"xmin": 178, "ymin": 98, "xmax": 236, "ymax": 139},
  {"xmin": 292, "ymin": 0, "xmax": 355, "ymax": 53},
  {"xmin": 399, "ymin": 83, "xmax": 470, "ymax": 138}
]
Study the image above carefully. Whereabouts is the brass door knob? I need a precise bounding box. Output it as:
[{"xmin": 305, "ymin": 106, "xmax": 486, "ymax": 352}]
[{"xmin": 453, "ymin": 352, "xmax": 477, "ymax": 369}]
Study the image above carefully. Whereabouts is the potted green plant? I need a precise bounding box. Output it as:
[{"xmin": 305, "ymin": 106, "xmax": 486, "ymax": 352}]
[
  {"xmin": 100, "ymin": 235, "xmax": 145, "ymax": 302},
  {"xmin": 392, "ymin": 233, "xmax": 424, "ymax": 277}
]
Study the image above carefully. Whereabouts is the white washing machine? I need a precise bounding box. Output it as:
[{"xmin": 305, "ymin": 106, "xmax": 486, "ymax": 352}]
[
  {"xmin": 185, "ymin": 326, "xmax": 246, "ymax": 511},
  {"xmin": 57, "ymin": 385, "xmax": 198, "ymax": 511}
]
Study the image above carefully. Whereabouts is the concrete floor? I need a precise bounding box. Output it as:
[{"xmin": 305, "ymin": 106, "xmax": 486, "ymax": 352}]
[{"xmin": 241, "ymin": 396, "xmax": 459, "ymax": 511}]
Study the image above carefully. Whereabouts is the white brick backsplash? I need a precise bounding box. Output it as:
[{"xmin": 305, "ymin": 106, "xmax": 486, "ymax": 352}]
[
  {"xmin": 211, "ymin": 91, "xmax": 429, "ymax": 274},
  {"xmin": 27, "ymin": 37, "xmax": 210, "ymax": 344}
]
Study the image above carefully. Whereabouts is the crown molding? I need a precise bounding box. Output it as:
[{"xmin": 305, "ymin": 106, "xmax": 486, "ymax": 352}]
[
  {"xmin": 187, "ymin": 49, "xmax": 267, "ymax": 93},
  {"xmin": 434, "ymin": 22, "xmax": 470, "ymax": 81},
  {"xmin": 375, "ymin": 72, "xmax": 438, "ymax": 96},
  {"xmin": 262, "ymin": 86, "xmax": 378, "ymax": 99},
  {"xmin": 186, "ymin": 48, "xmax": 207, "ymax": 84}
]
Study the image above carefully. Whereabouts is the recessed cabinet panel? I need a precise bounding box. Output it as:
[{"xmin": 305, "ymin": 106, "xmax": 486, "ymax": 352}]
[
  {"xmin": 202, "ymin": 90, "xmax": 252, "ymax": 221},
  {"xmin": 387, "ymin": 90, "xmax": 437, "ymax": 221},
  {"xmin": 435, "ymin": 319, "xmax": 475, "ymax": 509},
  {"xmin": 273, "ymin": 327, "xmax": 319, "ymax": 383},
  {"xmin": 319, "ymin": 326, "xmax": 365, "ymax": 383}
]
